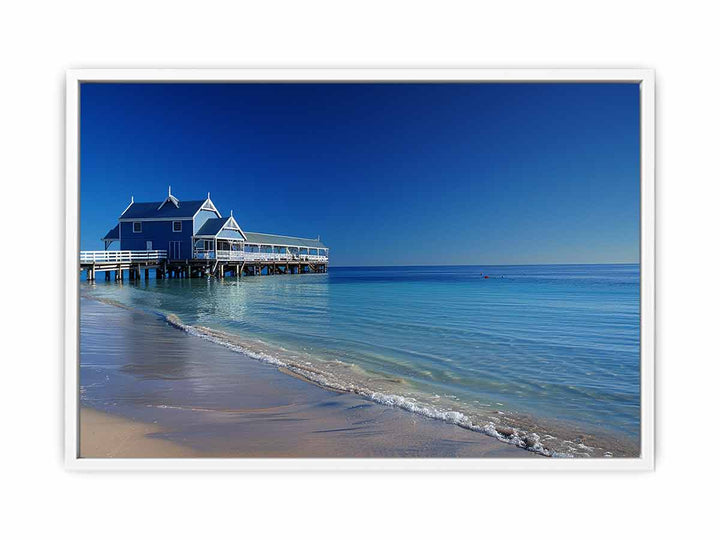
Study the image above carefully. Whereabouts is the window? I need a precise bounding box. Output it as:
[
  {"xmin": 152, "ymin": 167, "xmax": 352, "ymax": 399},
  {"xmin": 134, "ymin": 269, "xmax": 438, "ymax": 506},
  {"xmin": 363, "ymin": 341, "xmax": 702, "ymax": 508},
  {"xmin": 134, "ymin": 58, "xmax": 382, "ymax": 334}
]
[
  {"xmin": 133, "ymin": 222, "xmax": 142, "ymax": 233},
  {"xmin": 172, "ymin": 221, "xmax": 182, "ymax": 232}
]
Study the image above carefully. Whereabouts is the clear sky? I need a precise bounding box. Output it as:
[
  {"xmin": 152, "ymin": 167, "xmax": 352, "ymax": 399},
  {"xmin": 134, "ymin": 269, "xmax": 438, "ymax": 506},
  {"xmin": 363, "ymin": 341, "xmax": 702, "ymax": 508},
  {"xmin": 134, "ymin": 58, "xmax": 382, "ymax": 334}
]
[{"xmin": 80, "ymin": 82, "xmax": 639, "ymax": 265}]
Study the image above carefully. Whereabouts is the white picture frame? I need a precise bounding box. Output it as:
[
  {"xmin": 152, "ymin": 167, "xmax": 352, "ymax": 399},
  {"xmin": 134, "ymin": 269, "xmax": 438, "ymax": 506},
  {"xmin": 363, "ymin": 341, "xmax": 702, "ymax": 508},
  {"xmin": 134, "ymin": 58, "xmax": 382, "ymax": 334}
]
[{"xmin": 65, "ymin": 68, "xmax": 654, "ymax": 471}]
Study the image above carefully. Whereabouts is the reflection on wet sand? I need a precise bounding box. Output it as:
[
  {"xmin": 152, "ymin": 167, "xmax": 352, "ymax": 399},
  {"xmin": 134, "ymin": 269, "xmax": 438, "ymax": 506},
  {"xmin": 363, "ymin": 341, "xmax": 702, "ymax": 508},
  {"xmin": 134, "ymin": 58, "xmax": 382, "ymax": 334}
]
[{"xmin": 80, "ymin": 298, "xmax": 531, "ymax": 458}]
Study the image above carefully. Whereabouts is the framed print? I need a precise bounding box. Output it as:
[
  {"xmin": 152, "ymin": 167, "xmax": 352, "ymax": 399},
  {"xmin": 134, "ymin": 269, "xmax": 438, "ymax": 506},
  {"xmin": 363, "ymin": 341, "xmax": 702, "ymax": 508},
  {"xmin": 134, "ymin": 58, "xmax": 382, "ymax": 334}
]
[{"xmin": 65, "ymin": 68, "xmax": 654, "ymax": 470}]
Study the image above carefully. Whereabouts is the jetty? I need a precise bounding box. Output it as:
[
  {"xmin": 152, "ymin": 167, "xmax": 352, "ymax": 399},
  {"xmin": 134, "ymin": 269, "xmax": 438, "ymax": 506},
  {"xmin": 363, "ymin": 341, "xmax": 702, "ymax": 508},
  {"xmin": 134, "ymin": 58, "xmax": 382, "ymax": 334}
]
[{"xmin": 80, "ymin": 188, "xmax": 329, "ymax": 281}]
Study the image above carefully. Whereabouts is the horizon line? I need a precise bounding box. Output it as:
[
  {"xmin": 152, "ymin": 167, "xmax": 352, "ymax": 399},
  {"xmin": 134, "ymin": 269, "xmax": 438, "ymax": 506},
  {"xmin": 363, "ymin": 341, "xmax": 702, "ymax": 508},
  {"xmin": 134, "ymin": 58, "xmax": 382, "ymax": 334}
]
[{"xmin": 328, "ymin": 262, "xmax": 639, "ymax": 268}]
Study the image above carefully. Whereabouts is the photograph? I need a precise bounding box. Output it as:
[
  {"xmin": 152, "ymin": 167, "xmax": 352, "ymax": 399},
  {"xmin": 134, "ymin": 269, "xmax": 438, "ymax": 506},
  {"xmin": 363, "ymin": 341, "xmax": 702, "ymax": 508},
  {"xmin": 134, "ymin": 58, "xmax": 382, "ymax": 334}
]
[
  {"xmin": 9, "ymin": 1, "xmax": 720, "ymax": 536},
  {"xmin": 70, "ymin": 71, "xmax": 652, "ymax": 466}
]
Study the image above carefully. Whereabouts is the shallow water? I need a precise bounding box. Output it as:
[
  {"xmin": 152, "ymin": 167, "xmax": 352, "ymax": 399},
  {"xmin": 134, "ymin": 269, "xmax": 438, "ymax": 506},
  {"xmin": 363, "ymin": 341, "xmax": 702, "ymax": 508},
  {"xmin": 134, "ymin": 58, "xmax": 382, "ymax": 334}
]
[
  {"xmin": 79, "ymin": 298, "xmax": 528, "ymax": 458},
  {"xmin": 81, "ymin": 264, "xmax": 640, "ymax": 457}
]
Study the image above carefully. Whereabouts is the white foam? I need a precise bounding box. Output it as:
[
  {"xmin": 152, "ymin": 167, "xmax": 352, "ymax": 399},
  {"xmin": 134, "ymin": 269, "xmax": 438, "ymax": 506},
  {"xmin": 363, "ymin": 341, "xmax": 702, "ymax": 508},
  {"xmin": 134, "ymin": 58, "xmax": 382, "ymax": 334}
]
[{"xmin": 163, "ymin": 312, "xmax": 573, "ymax": 458}]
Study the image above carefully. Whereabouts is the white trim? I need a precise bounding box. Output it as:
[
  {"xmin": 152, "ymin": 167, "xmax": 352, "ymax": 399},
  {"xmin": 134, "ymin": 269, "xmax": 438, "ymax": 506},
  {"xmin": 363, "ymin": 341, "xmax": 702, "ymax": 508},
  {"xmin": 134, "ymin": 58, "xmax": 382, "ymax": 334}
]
[
  {"xmin": 65, "ymin": 72, "xmax": 79, "ymax": 469},
  {"xmin": 119, "ymin": 217, "xmax": 195, "ymax": 222},
  {"xmin": 66, "ymin": 68, "xmax": 653, "ymax": 83},
  {"xmin": 198, "ymin": 215, "xmax": 248, "ymax": 240},
  {"xmin": 192, "ymin": 197, "xmax": 222, "ymax": 220},
  {"xmin": 245, "ymin": 241, "xmax": 325, "ymax": 250},
  {"xmin": 65, "ymin": 68, "xmax": 654, "ymax": 472},
  {"xmin": 223, "ymin": 215, "xmax": 246, "ymax": 240},
  {"xmin": 158, "ymin": 187, "xmax": 180, "ymax": 210},
  {"xmin": 639, "ymin": 72, "xmax": 655, "ymax": 470},
  {"xmin": 118, "ymin": 199, "xmax": 135, "ymax": 218},
  {"xmin": 132, "ymin": 221, "xmax": 142, "ymax": 233}
]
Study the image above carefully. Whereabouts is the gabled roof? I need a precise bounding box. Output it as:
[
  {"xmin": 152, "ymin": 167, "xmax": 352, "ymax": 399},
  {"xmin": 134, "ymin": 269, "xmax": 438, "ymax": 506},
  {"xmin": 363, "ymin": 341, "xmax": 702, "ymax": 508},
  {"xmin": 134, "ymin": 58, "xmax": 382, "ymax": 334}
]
[
  {"xmin": 158, "ymin": 193, "xmax": 180, "ymax": 210},
  {"xmin": 120, "ymin": 199, "xmax": 216, "ymax": 220},
  {"xmin": 244, "ymin": 232, "xmax": 327, "ymax": 249},
  {"xmin": 195, "ymin": 216, "xmax": 246, "ymax": 239},
  {"xmin": 101, "ymin": 224, "xmax": 120, "ymax": 241},
  {"xmin": 195, "ymin": 218, "xmax": 227, "ymax": 236}
]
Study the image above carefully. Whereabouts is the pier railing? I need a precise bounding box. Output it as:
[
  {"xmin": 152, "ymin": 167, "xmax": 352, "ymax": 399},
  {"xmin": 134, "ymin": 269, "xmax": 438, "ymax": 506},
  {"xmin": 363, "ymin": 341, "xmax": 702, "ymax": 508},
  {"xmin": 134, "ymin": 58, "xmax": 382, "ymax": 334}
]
[
  {"xmin": 195, "ymin": 249, "xmax": 328, "ymax": 263},
  {"xmin": 80, "ymin": 250, "xmax": 168, "ymax": 263}
]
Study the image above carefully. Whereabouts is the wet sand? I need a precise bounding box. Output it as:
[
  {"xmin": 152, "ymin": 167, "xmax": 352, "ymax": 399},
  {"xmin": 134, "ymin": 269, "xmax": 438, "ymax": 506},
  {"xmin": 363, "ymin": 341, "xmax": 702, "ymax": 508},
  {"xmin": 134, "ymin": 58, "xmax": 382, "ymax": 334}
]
[
  {"xmin": 81, "ymin": 408, "xmax": 199, "ymax": 458},
  {"xmin": 80, "ymin": 400, "xmax": 530, "ymax": 458},
  {"xmin": 79, "ymin": 297, "xmax": 533, "ymax": 459}
]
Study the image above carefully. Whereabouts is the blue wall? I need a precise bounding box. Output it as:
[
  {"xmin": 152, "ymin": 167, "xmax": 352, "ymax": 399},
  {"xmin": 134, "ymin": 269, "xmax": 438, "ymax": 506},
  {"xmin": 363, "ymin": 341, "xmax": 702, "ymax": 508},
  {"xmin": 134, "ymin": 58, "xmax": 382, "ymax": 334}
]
[{"xmin": 120, "ymin": 219, "xmax": 193, "ymax": 259}]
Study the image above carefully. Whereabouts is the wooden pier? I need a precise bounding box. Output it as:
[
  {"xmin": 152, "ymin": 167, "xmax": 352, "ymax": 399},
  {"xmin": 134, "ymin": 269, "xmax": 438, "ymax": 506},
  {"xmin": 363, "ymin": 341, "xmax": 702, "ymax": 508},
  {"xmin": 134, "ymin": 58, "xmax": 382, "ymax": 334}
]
[{"xmin": 80, "ymin": 250, "xmax": 328, "ymax": 281}]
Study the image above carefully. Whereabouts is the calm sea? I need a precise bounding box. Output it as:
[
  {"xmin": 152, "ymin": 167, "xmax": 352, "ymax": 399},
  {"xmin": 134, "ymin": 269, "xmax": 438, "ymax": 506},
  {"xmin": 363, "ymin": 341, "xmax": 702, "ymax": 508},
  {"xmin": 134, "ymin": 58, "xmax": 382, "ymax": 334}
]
[{"xmin": 80, "ymin": 264, "xmax": 640, "ymax": 457}]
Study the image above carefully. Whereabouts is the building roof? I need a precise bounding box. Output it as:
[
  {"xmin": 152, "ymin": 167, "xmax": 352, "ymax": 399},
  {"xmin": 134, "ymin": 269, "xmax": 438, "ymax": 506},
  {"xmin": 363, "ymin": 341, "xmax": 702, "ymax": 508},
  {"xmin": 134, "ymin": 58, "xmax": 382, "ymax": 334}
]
[
  {"xmin": 101, "ymin": 224, "xmax": 120, "ymax": 241},
  {"xmin": 195, "ymin": 218, "xmax": 230, "ymax": 236},
  {"xmin": 244, "ymin": 232, "xmax": 327, "ymax": 249},
  {"xmin": 120, "ymin": 199, "xmax": 215, "ymax": 220},
  {"xmin": 194, "ymin": 215, "xmax": 245, "ymax": 238}
]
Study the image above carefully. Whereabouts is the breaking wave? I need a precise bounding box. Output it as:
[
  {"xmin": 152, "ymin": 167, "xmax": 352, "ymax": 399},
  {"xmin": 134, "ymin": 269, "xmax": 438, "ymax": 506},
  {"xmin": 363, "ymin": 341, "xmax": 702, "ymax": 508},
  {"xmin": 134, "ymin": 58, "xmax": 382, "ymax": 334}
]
[
  {"xmin": 83, "ymin": 293, "xmax": 635, "ymax": 458},
  {"xmin": 163, "ymin": 312, "xmax": 572, "ymax": 457}
]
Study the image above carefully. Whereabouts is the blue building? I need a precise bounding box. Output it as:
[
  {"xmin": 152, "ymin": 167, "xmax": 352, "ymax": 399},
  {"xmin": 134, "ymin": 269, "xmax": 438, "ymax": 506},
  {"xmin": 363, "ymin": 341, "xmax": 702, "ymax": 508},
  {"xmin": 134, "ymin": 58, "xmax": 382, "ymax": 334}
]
[{"xmin": 100, "ymin": 188, "xmax": 329, "ymax": 264}]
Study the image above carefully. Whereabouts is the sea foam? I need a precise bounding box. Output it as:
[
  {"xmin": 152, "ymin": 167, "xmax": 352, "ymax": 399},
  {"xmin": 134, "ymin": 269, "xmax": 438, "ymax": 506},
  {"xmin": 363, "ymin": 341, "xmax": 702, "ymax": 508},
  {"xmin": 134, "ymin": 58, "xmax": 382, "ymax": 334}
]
[{"xmin": 163, "ymin": 311, "xmax": 568, "ymax": 457}]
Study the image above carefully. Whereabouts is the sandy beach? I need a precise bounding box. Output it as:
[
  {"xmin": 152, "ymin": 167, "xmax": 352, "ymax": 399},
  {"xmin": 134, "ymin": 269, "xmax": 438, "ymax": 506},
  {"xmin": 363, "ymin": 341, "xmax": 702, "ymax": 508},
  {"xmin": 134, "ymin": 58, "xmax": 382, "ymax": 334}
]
[
  {"xmin": 80, "ymin": 408, "xmax": 199, "ymax": 458},
  {"xmin": 80, "ymin": 402, "xmax": 530, "ymax": 458},
  {"xmin": 79, "ymin": 297, "xmax": 532, "ymax": 459}
]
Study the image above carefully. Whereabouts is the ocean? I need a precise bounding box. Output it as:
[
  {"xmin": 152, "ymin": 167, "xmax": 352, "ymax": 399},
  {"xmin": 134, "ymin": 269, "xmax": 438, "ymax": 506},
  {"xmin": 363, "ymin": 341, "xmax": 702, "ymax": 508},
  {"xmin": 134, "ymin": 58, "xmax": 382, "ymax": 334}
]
[{"xmin": 80, "ymin": 264, "xmax": 640, "ymax": 457}]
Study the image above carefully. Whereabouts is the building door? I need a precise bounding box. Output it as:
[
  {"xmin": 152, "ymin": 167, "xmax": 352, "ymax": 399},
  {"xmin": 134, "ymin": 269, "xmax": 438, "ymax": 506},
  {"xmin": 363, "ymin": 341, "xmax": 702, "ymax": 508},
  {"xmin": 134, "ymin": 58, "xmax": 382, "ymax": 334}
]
[
  {"xmin": 168, "ymin": 241, "xmax": 181, "ymax": 259},
  {"xmin": 146, "ymin": 241, "xmax": 153, "ymax": 250}
]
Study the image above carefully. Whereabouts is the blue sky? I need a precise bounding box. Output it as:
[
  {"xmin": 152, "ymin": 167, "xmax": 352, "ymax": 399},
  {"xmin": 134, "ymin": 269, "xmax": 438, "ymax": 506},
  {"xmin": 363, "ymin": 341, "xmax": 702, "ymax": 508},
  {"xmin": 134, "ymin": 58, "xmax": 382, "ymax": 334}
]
[{"xmin": 80, "ymin": 82, "xmax": 639, "ymax": 265}]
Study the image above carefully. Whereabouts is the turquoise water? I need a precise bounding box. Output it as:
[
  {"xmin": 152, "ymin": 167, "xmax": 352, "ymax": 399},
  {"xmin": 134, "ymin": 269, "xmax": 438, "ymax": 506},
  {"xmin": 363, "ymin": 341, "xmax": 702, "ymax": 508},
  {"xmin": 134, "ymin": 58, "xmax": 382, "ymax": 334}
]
[{"xmin": 81, "ymin": 264, "xmax": 640, "ymax": 457}]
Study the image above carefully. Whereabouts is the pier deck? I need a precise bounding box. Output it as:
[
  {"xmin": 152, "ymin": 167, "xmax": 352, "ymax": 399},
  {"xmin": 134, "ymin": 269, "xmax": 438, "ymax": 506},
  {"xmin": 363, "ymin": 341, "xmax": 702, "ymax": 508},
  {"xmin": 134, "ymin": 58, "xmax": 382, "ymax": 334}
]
[{"xmin": 80, "ymin": 250, "xmax": 328, "ymax": 281}]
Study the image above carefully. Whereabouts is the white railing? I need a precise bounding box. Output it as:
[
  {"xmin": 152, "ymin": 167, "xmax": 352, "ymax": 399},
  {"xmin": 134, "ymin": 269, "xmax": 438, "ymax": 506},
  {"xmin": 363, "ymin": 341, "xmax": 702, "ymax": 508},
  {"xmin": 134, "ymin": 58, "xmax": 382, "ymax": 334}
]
[
  {"xmin": 80, "ymin": 250, "xmax": 167, "ymax": 263},
  {"xmin": 304, "ymin": 255, "xmax": 328, "ymax": 262},
  {"xmin": 197, "ymin": 249, "xmax": 328, "ymax": 263},
  {"xmin": 193, "ymin": 249, "xmax": 215, "ymax": 260},
  {"xmin": 216, "ymin": 250, "xmax": 247, "ymax": 261},
  {"xmin": 81, "ymin": 249, "xmax": 328, "ymax": 265}
]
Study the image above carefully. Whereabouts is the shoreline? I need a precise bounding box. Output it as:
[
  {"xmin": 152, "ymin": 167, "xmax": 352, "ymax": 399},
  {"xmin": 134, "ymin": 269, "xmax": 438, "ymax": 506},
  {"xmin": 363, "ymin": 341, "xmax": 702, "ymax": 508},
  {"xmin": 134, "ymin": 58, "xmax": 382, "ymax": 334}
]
[
  {"xmin": 79, "ymin": 296, "xmax": 534, "ymax": 459},
  {"xmin": 79, "ymin": 262, "xmax": 640, "ymax": 459}
]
